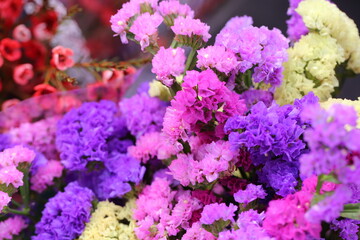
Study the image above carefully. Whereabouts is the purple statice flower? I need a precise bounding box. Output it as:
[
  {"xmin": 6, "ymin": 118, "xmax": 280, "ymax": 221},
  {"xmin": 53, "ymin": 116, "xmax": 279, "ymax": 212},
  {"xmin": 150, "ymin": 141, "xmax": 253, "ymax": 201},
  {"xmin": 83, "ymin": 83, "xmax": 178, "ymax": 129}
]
[
  {"xmin": 263, "ymin": 189, "xmax": 321, "ymax": 240},
  {"xmin": 151, "ymin": 47, "xmax": 186, "ymax": 86},
  {"xmin": 286, "ymin": 0, "xmax": 308, "ymax": 42},
  {"xmin": 120, "ymin": 92, "xmax": 167, "ymax": 138},
  {"xmin": 33, "ymin": 182, "xmax": 94, "ymax": 240},
  {"xmin": 171, "ymin": 16, "xmax": 211, "ymax": 47},
  {"xmin": 240, "ymin": 89, "xmax": 273, "ymax": 109},
  {"xmin": 158, "ymin": 0, "xmax": 194, "ymax": 21},
  {"xmin": 234, "ymin": 183, "xmax": 267, "ymax": 204},
  {"xmin": 300, "ymin": 103, "xmax": 360, "ymax": 185},
  {"xmin": 0, "ymin": 134, "xmax": 11, "ymax": 152},
  {"xmin": 129, "ymin": 12, "xmax": 163, "ymax": 50},
  {"xmin": 197, "ymin": 45, "xmax": 239, "ymax": 75},
  {"xmin": 9, "ymin": 116, "xmax": 59, "ymax": 160},
  {"xmin": 0, "ymin": 216, "xmax": 27, "ymax": 240},
  {"xmin": 216, "ymin": 18, "xmax": 288, "ymax": 86},
  {"xmin": 225, "ymin": 101, "xmax": 306, "ymax": 163},
  {"xmin": 215, "ymin": 16, "xmax": 253, "ymax": 51},
  {"xmin": 200, "ymin": 203, "xmax": 238, "ymax": 225},
  {"xmin": 306, "ymin": 184, "xmax": 353, "ymax": 223},
  {"xmin": 168, "ymin": 140, "xmax": 238, "ymax": 186},
  {"xmin": 56, "ymin": 100, "xmax": 122, "ymax": 171},
  {"xmin": 257, "ymin": 159, "xmax": 299, "ymax": 197},
  {"xmin": 219, "ymin": 210, "xmax": 272, "ymax": 240},
  {"xmin": 182, "ymin": 222, "xmax": 216, "ymax": 240},
  {"xmin": 163, "ymin": 69, "xmax": 246, "ymax": 141},
  {"xmin": 94, "ymin": 154, "xmax": 145, "ymax": 200},
  {"xmin": 331, "ymin": 219, "xmax": 360, "ymax": 240}
]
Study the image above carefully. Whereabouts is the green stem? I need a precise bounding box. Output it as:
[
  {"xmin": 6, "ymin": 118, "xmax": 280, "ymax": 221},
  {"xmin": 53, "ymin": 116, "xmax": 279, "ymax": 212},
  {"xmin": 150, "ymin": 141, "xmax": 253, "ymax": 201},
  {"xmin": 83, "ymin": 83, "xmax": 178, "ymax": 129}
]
[
  {"xmin": 185, "ymin": 48, "xmax": 197, "ymax": 72},
  {"xmin": 19, "ymin": 170, "xmax": 30, "ymax": 209},
  {"xmin": 170, "ymin": 40, "xmax": 178, "ymax": 48},
  {"xmin": 4, "ymin": 207, "xmax": 29, "ymax": 216}
]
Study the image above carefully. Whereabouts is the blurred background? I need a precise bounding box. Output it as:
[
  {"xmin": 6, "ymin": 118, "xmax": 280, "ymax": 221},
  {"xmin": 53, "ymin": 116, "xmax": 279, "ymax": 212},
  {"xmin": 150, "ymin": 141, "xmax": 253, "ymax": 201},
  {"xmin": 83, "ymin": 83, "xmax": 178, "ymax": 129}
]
[{"xmin": 62, "ymin": 0, "xmax": 360, "ymax": 99}]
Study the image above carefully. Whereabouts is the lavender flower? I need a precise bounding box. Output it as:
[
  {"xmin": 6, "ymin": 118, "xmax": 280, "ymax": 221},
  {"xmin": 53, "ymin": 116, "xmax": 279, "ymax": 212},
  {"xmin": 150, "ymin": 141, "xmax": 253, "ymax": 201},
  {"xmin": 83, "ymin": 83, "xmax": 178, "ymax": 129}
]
[
  {"xmin": 234, "ymin": 184, "xmax": 267, "ymax": 204},
  {"xmin": 120, "ymin": 92, "xmax": 167, "ymax": 138},
  {"xmin": 200, "ymin": 203, "xmax": 238, "ymax": 225},
  {"xmin": 56, "ymin": 100, "xmax": 122, "ymax": 171},
  {"xmin": 331, "ymin": 219, "xmax": 360, "ymax": 240},
  {"xmin": 286, "ymin": 0, "xmax": 309, "ymax": 42},
  {"xmin": 33, "ymin": 182, "xmax": 94, "ymax": 240}
]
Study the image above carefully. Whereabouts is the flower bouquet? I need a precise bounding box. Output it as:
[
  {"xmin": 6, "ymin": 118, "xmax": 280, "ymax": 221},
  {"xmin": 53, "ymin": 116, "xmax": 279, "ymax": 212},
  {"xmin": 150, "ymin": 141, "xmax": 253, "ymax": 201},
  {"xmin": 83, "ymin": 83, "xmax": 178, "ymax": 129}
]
[{"xmin": 0, "ymin": 0, "xmax": 360, "ymax": 239}]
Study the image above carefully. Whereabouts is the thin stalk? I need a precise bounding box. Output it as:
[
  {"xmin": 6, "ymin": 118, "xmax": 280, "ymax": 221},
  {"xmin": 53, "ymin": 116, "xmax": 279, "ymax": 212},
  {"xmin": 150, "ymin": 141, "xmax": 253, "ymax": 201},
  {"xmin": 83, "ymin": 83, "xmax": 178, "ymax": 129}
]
[
  {"xmin": 185, "ymin": 48, "xmax": 197, "ymax": 72},
  {"xmin": 19, "ymin": 170, "xmax": 30, "ymax": 209},
  {"xmin": 5, "ymin": 207, "xmax": 29, "ymax": 216}
]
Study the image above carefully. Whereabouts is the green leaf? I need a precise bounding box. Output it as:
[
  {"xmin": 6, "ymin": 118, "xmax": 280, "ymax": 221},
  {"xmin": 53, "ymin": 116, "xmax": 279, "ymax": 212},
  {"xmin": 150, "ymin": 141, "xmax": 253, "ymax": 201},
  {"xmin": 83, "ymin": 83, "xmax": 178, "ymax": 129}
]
[{"xmin": 340, "ymin": 203, "xmax": 360, "ymax": 220}]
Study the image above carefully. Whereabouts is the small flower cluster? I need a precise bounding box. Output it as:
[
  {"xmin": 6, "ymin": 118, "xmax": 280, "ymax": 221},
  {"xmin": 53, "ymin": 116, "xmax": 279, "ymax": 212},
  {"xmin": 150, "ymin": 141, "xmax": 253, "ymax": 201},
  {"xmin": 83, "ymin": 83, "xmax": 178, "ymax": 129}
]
[{"xmin": 0, "ymin": 145, "xmax": 35, "ymax": 212}]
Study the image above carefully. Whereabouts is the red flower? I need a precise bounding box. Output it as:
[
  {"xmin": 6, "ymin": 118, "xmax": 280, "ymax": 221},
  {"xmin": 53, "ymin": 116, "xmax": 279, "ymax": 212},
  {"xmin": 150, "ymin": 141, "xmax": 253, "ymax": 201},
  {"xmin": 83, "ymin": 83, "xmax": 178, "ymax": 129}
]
[
  {"xmin": 33, "ymin": 84, "xmax": 57, "ymax": 97},
  {"xmin": 13, "ymin": 63, "xmax": 34, "ymax": 85},
  {"xmin": 51, "ymin": 46, "xmax": 74, "ymax": 71},
  {"xmin": 13, "ymin": 24, "xmax": 32, "ymax": 42},
  {"xmin": 0, "ymin": 0, "xmax": 22, "ymax": 26},
  {"xmin": 31, "ymin": 10, "xmax": 58, "ymax": 41},
  {"xmin": 0, "ymin": 38, "xmax": 21, "ymax": 61},
  {"xmin": 22, "ymin": 40, "xmax": 47, "ymax": 70}
]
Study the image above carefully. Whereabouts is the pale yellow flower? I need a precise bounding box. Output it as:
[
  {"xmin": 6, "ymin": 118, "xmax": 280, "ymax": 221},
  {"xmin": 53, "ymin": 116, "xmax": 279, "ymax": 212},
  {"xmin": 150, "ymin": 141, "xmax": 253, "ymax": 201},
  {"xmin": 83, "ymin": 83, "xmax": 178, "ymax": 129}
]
[
  {"xmin": 275, "ymin": 33, "xmax": 345, "ymax": 105},
  {"xmin": 79, "ymin": 200, "xmax": 137, "ymax": 240},
  {"xmin": 297, "ymin": 0, "xmax": 360, "ymax": 73}
]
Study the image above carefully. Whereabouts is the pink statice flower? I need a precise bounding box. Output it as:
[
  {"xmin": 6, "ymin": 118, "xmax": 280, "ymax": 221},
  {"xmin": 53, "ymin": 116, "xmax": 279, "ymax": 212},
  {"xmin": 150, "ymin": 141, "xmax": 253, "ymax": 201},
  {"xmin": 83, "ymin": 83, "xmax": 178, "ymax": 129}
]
[
  {"xmin": 129, "ymin": 12, "xmax": 163, "ymax": 50},
  {"xmin": 263, "ymin": 189, "xmax": 321, "ymax": 240},
  {"xmin": 128, "ymin": 131, "xmax": 181, "ymax": 163},
  {"xmin": 158, "ymin": 0, "xmax": 194, "ymax": 18},
  {"xmin": 0, "ymin": 191, "xmax": 11, "ymax": 213},
  {"xmin": 152, "ymin": 47, "xmax": 186, "ymax": 86},
  {"xmin": 200, "ymin": 202, "xmax": 238, "ymax": 225},
  {"xmin": 134, "ymin": 178, "xmax": 202, "ymax": 238},
  {"xmin": 9, "ymin": 117, "xmax": 59, "ymax": 160},
  {"xmin": 182, "ymin": 222, "xmax": 216, "ymax": 240},
  {"xmin": 234, "ymin": 184, "xmax": 267, "ymax": 205},
  {"xmin": 31, "ymin": 160, "xmax": 63, "ymax": 193},
  {"xmin": 197, "ymin": 45, "xmax": 239, "ymax": 75},
  {"xmin": 110, "ymin": 1, "xmax": 139, "ymax": 43},
  {"xmin": 171, "ymin": 16, "xmax": 211, "ymax": 47},
  {"xmin": 0, "ymin": 166, "xmax": 23, "ymax": 188},
  {"xmin": 51, "ymin": 46, "xmax": 74, "ymax": 71},
  {"xmin": 163, "ymin": 69, "xmax": 246, "ymax": 141},
  {"xmin": 162, "ymin": 191, "xmax": 202, "ymax": 235},
  {"xmin": 0, "ymin": 216, "xmax": 27, "ymax": 239},
  {"xmin": 169, "ymin": 140, "xmax": 238, "ymax": 187},
  {"xmin": 0, "ymin": 145, "xmax": 36, "ymax": 167},
  {"xmin": 13, "ymin": 63, "xmax": 34, "ymax": 86},
  {"xmin": 158, "ymin": 0, "xmax": 193, "ymax": 26}
]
